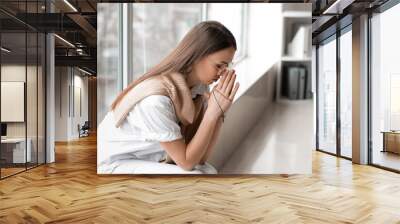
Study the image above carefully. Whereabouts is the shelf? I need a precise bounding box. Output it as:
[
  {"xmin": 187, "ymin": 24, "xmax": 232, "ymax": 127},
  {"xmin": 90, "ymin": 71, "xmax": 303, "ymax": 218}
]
[
  {"xmin": 282, "ymin": 56, "xmax": 311, "ymax": 62},
  {"xmin": 282, "ymin": 11, "xmax": 311, "ymax": 19}
]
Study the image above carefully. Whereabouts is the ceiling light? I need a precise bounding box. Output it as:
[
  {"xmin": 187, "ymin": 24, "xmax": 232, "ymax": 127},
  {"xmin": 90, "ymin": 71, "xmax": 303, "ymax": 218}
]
[
  {"xmin": 54, "ymin": 34, "xmax": 75, "ymax": 48},
  {"xmin": 1, "ymin": 47, "xmax": 11, "ymax": 53},
  {"xmin": 78, "ymin": 67, "xmax": 93, "ymax": 76},
  {"xmin": 323, "ymin": 0, "xmax": 355, "ymax": 15},
  {"xmin": 63, "ymin": 0, "xmax": 78, "ymax": 12}
]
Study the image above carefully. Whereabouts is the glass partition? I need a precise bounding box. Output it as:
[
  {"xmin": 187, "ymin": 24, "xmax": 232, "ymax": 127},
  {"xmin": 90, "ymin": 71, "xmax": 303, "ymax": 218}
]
[
  {"xmin": 317, "ymin": 35, "xmax": 337, "ymax": 155},
  {"xmin": 1, "ymin": 30, "xmax": 28, "ymax": 177},
  {"xmin": 371, "ymin": 3, "xmax": 400, "ymax": 171},
  {"xmin": 0, "ymin": 1, "xmax": 46, "ymax": 179},
  {"xmin": 339, "ymin": 27, "xmax": 352, "ymax": 158}
]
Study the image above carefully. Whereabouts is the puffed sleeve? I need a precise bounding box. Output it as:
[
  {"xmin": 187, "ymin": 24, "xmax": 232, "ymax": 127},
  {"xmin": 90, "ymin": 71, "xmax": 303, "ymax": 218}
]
[{"xmin": 127, "ymin": 95, "xmax": 183, "ymax": 142}]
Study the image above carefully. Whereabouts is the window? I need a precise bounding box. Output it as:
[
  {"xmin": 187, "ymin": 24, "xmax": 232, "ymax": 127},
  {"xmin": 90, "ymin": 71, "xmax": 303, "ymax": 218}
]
[
  {"xmin": 130, "ymin": 3, "xmax": 203, "ymax": 81},
  {"xmin": 97, "ymin": 3, "xmax": 249, "ymax": 122},
  {"xmin": 390, "ymin": 74, "xmax": 400, "ymax": 130},
  {"xmin": 317, "ymin": 36, "xmax": 337, "ymax": 154},
  {"xmin": 97, "ymin": 3, "xmax": 122, "ymax": 124},
  {"xmin": 128, "ymin": 3, "xmax": 248, "ymax": 82},
  {"xmin": 339, "ymin": 27, "xmax": 352, "ymax": 158},
  {"xmin": 371, "ymin": 2, "xmax": 400, "ymax": 171},
  {"xmin": 206, "ymin": 3, "xmax": 248, "ymax": 63}
]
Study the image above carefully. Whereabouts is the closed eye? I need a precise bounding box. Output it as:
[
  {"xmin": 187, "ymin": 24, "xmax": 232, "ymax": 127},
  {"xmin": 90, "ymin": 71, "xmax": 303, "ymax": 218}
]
[{"xmin": 216, "ymin": 64, "xmax": 225, "ymax": 69}]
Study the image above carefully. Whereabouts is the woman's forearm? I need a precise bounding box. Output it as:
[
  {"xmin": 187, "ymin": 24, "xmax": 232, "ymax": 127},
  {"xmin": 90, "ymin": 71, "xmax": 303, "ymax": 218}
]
[
  {"xmin": 184, "ymin": 109, "xmax": 220, "ymax": 169},
  {"xmin": 199, "ymin": 116, "xmax": 223, "ymax": 164}
]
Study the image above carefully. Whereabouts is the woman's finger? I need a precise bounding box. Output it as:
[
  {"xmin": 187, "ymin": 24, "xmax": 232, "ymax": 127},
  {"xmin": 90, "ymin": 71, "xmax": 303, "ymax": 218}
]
[
  {"xmin": 225, "ymin": 73, "xmax": 236, "ymax": 95},
  {"xmin": 216, "ymin": 69, "xmax": 228, "ymax": 90},
  {"xmin": 229, "ymin": 82, "xmax": 240, "ymax": 100},
  {"xmin": 221, "ymin": 69, "xmax": 233, "ymax": 93}
]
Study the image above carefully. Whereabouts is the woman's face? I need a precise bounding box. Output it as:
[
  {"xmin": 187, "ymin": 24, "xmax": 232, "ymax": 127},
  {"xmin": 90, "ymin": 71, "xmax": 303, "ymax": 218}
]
[{"xmin": 192, "ymin": 47, "xmax": 236, "ymax": 85}]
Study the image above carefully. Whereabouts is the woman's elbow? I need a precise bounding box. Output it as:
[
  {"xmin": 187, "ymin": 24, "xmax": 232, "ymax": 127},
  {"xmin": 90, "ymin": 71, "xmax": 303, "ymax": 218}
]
[{"xmin": 177, "ymin": 161, "xmax": 195, "ymax": 171}]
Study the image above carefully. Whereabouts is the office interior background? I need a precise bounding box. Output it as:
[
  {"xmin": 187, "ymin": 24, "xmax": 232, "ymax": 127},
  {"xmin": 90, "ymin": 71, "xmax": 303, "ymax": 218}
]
[
  {"xmin": 0, "ymin": 0, "xmax": 400, "ymax": 222},
  {"xmin": 0, "ymin": 0, "xmax": 97, "ymax": 179},
  {"xmin": 97, "ymin": 3, "xmax": 313, "ymax": 174}
]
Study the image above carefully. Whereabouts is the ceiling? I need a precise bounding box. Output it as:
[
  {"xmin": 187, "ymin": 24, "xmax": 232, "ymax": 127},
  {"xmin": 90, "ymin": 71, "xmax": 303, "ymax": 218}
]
[
  {"xmin": 311, "ymin": 0, "xmax": 390, "ymax": 44},
  {"xmin": 0, "ymin": 0, "xmax": 97, "ymax": 74},
  {"xmin": 2, "ymin": 0, "xmax": 394, "ymax": 74}
]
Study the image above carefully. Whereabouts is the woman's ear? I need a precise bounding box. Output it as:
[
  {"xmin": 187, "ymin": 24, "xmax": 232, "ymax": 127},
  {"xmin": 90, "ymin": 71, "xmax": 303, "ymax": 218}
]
[{"xmin": 183, "ymin": 65, "xmax": 192, "ymax": 75}]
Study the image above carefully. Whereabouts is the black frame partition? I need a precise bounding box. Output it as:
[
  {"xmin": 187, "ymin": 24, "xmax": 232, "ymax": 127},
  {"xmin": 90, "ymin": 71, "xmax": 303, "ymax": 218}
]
[
  {"xmin": 338, "ymin": 24, "xmax": 353, "ymax": 160},
  {"xmin": 336, "ymin": 28, "xmax": 341, "ymax": 159},
  {"xmin": 0, "ymin": 4, "xmax": 29, "ymax": 179},
  {"xmin": 316, "ymin": 33, "xmax": 338, "ymax": 157},
  {"xmin": 0, "ymin": 0, "xmax": 47, "ymax": 180},
  {"xmin": 315, "ymin": 0, "xmax": 400, "ymax": 174},
  {"xmin": 315, "ymin": 21, "xmax": 353, "ymax": 161},
  {"xmin": 367, "ymin": 0, "xmax": 400, "ymax": 173}
]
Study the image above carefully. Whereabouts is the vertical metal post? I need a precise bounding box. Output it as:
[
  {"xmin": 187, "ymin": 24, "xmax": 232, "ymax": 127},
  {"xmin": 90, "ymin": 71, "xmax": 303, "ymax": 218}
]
[
  {"xmin": 316, "ymin": 45, "xmax": 320, "ymax": 150},
  {"xmin": 336, "ymin": 26, "xmax": 341, "ymax": 157}
]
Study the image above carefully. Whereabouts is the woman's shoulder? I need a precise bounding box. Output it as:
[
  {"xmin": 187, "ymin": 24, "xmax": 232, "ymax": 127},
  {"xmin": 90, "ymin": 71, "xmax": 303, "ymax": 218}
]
[
  {"xmin": 129, "ymin": 94, "xmax": 180, "ymax": 126},
  {"xmin": 137, "ymin": 95, "xmax": 173, "ymax": 108}
]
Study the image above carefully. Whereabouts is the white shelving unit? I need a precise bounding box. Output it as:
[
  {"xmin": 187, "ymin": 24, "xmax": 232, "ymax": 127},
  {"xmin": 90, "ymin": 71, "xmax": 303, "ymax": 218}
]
[
  {"xmin": 282, "ymin": 11, "xmax": 311, "ymax": 19},
  {"xmin": 276, "ymin": 5, "xmax": 312, "ymax": 101},
  {"xmin": 282, "ymin": 56, "xmax": 311, "ymax": 62}
]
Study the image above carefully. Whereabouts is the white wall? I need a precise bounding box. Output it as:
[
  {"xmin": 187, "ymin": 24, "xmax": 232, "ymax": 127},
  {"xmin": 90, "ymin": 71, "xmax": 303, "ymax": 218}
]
[
  {"xmin": 1, "ymin": 65, "xmax": 38, "ymax": 138},
  {"xmin": 1, "ymin": 63, "xmax": 46, "ymax": 164},
  {"xmin": 233, "ymin": 3, "xmax": 283, "ymax": 99},
  {"xmin": 1, "ymin": 66, "xmax": 26, "ymax": 128},
  {"xmin": 55, "ymin": 67, "xmax": 68, "ymax": 141},
  {"xmin": 55, "ymin": 67, "xmax": 89, "ymax": 141}
]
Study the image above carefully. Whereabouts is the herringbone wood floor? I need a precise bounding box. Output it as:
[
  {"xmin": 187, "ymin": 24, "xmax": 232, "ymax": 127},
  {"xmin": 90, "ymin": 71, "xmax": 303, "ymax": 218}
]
[{"xmin": 1, "ymin": 135, "xmax": 400, "ymax": 223}]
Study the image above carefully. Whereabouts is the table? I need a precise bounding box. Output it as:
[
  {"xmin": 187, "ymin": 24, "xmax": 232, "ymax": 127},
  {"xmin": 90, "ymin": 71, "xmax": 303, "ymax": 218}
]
[
  {"xmin": 1, "ymin": 138, "xmax": 32, "ymax": 164},
  {"xmin": 381, "ymin": 131, "xmax": 400, "ymax": 154}
]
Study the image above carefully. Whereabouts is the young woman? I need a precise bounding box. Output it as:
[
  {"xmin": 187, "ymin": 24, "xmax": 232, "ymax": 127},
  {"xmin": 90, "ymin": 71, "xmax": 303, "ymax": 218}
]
[{"xmin": 97, "ymin": 21, "xmax": 240, "ymax": 174}]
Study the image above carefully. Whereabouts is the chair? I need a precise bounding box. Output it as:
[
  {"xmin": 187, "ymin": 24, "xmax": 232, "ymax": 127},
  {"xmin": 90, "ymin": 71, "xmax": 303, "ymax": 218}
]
[{"xmin": 78, "ymin": 121, "xmax": 90, "ymax": 138}]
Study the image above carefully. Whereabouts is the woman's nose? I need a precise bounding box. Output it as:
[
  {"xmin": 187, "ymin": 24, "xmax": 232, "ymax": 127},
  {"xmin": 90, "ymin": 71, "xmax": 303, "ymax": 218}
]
[{"xmin": 217, "ymin": 68, "xmax": 225, "ymax": 76}]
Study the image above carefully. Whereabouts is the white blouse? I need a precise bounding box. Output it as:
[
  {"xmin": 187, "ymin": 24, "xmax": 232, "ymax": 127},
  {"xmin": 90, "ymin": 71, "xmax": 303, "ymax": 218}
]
[{"xmin": 97, "ymin": 84, "xmax": 208, "ymax": 168}]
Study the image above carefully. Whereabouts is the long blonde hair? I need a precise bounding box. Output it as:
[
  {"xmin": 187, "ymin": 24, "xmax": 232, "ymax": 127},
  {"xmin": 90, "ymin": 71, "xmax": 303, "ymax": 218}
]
[{"xmin": 111, "ymin": 21, "xmax": 236, "ymax": 110}]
